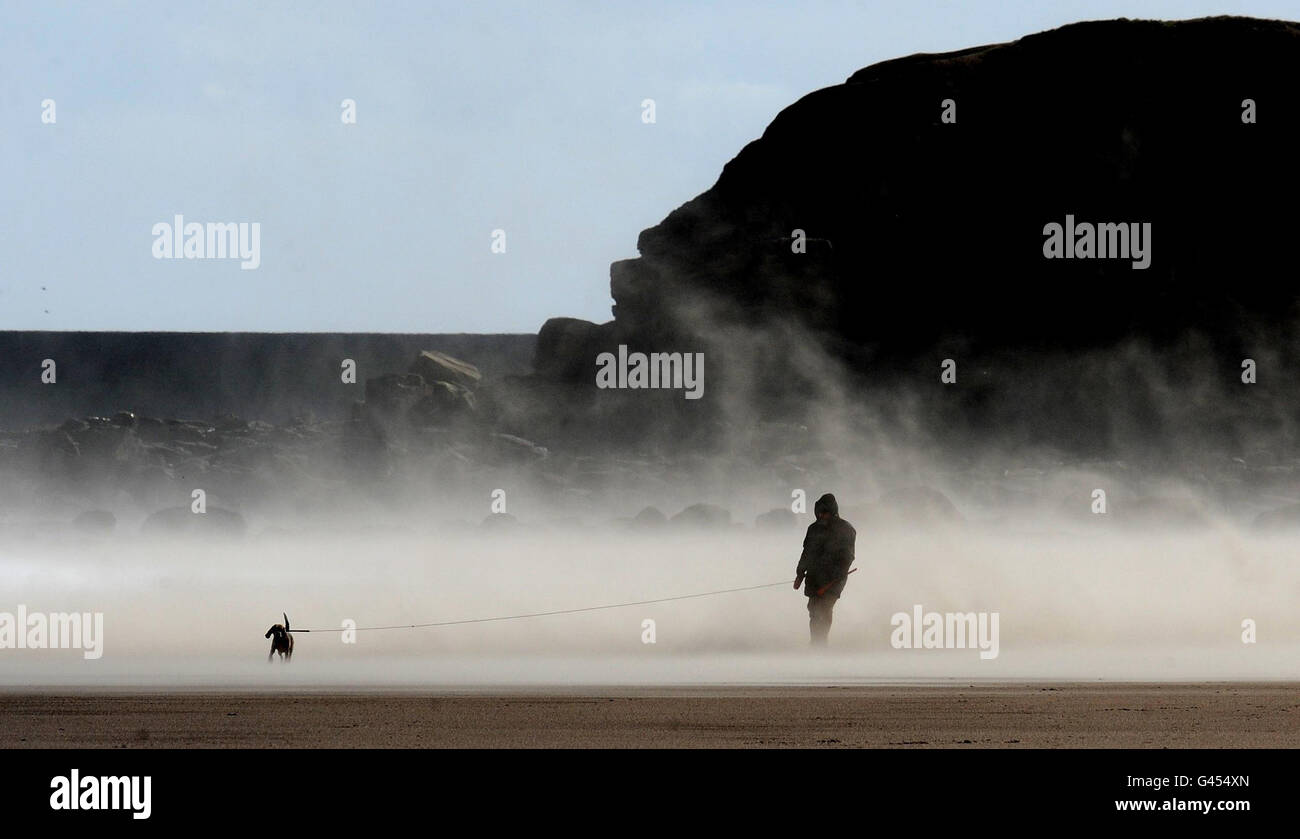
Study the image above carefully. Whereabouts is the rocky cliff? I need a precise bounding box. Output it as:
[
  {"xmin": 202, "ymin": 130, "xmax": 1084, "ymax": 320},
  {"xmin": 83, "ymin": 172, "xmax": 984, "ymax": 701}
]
[{"xmin": 531, "ymin": 17, "xmax": 1300, "ymax": 456}]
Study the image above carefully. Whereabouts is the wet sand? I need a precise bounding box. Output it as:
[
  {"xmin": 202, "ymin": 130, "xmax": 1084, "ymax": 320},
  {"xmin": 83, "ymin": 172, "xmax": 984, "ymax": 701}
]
[{"xmin": 2, "ymin": 683, "xmax": 1297, "ymax": 748}]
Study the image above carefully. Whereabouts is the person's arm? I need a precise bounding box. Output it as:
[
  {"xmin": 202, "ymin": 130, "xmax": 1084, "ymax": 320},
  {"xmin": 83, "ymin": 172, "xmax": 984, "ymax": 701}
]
[
  {"xmin": 794, "ymin": 532, "xmax": 811, "ymax": 588},
  {"xmin": 839, "ymin": 526, "xmax": 856, "ymax": 576}
]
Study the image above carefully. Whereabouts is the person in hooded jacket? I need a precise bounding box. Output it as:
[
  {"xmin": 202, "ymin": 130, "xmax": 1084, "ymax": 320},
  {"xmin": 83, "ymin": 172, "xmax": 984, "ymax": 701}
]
[{"xmin": 794, "ymin": 493, "xmax": 856, "ymax": 645}]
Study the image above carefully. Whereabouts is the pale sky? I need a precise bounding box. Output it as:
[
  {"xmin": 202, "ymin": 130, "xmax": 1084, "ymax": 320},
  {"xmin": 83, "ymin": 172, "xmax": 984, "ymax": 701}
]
[{"xmin": 0, "ymin": 0, "xmax": 1279, "ymax": 332}]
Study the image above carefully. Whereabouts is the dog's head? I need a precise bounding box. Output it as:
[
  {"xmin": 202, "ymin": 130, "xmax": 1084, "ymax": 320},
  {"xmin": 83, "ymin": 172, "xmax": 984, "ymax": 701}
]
[{"xmin": 265, "ymin": 613, "xmax": 292, "ymax": 642}]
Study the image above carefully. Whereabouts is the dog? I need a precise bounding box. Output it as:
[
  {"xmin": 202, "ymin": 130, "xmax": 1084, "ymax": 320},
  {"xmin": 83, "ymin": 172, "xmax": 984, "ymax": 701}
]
[{"xmin": 265, "ymin": 612, "xmax": 294, "ymax": 662}]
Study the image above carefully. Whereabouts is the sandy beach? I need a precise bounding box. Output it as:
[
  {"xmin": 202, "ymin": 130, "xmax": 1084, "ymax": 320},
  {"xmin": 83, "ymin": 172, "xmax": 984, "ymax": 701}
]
[{"xmin": 3, "ymin": 683, "xmax": 1296, "ymax": 748}]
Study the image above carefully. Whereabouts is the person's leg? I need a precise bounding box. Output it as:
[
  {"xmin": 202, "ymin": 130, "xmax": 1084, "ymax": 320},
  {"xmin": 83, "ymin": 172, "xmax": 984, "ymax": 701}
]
[{"xmin": 808, "ymin": 595, "xmax": 836, "ymax": 645}]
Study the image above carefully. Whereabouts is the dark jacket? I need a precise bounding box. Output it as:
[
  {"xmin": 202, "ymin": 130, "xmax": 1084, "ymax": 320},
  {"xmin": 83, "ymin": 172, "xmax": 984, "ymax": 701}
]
[{"xmin": 796, "ymin": 493, "xmax": 856, "ymax": 598}]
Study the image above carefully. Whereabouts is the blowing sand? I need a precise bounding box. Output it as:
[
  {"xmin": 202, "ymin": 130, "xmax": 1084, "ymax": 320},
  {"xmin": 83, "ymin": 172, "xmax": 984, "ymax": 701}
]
[{"xmin": 3, "ymin": 683, "xmax": 1297, "ymax": 748}]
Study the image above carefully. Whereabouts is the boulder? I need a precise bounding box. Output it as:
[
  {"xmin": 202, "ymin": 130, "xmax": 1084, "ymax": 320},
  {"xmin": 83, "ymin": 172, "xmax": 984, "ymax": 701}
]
[
  {"xmin": 527, "ymin": 18, "xmax": 1300, "ymax": 454},
  {"xmin": 408, "ymin": 381, "xmax": 477, "ymax": 426},
  {"xmin": 630, "ymin": 505, "xmax": 667, "ymax": 528},
  {"xmin": 670, "ymin": 503, "xmax": 732, "ymax": 529},
  {"xmin": 409, "ymin": 350, "xmax": 481, "ymax": 389},
  {"xmin": 480, "ymin": 433, "xmax": 548, "ymax": 465},
  {"xmin": 364, "ymin": 373, "xmax": 431, "ymax": 416},
  {"xmin": 534, "ymin": 318, "xmax": 610, "ymax": 382}
]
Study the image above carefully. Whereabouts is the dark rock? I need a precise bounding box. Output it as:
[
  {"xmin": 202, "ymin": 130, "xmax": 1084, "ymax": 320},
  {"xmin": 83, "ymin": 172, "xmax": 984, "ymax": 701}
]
[
  {"xmin": 670, "ymin": 503, "xmax": 732, "ymax": 528},
  {"xmin": 214, "ymin": 414, "xmax": 248, "ymax": 432},
  {"xmin": 631, "ymin": 505, "xmax": 667, "ymax": 528},
  {"xmin": 409, "ymin": 350, "xmax": 481, "ymax": 389},
  {"xmin": 529, "ymin": 17, "xmax": 1300, "ymax": 455},
  {"xmin": 481, "ymin": 433, "xmax": 548, "ymax": 465},
  {"xmin": 364, "ymin": 373, "xmax": 430, "ymax": 415},
  {"xmin": 625, "ymin": 18, "xmax": 1300, "ymax": 356},
  {"xmin": 408, "ymin": 381, "xmax": 477, "ymax": 426},
  {"xmin": 167, "ymin": 420, "xmax": 214, "ymax": 443},
  {"xmin": 534, "ymin": 318, "xmax": 612, "ymax": 382}
]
